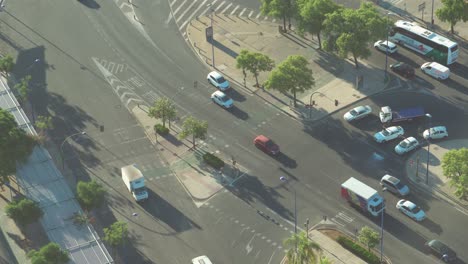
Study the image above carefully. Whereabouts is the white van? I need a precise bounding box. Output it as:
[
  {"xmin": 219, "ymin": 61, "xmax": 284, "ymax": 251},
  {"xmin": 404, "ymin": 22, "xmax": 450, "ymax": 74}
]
[
  {"xmin": 420, "ymin": 62, "xmax": 450, "ymax": 80},
  {"xmin": 192, "ymin": 255, "xmax": 213, "ymax": 264}
]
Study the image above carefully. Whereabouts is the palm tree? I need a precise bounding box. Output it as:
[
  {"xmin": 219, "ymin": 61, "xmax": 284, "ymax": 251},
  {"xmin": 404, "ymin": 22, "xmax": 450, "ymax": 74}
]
[{"xmin": 284, "ymin": 231, "xmax": 321, "ymax": 264}]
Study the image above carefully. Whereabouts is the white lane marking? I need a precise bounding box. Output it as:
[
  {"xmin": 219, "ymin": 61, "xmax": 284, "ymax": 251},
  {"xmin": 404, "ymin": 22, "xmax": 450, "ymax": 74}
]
[
  {"xmin": 248, "ymin": 10, "xmax": 254, "ymax": 18},
  {"xmin": 172, "ymin": 0, "xmax": 188, "ymax": 17},
  {"xmin": 230, "ymin": 5, "xmax": 239, "ymax": 15},
  {"xmin": 239, "ymin": 7, "xmax": 247, "ymax": 16},
  {"xmin": 255, "ymin": 12, "xmax": 261, "ymax": 19},
  {"xmin": 176, "ymin": 0, "xmax": 198, "ymax": 23},
  {"xmin": 221, "ymin": 3, "xmax": 232, "ymax": 13},
  {"xmin": 214, "ymin": 1, "xmax": 225, "ymax": 12}
]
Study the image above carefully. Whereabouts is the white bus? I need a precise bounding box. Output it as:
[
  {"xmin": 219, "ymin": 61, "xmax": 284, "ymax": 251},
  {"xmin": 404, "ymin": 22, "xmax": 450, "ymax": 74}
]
[{"xmin": 389, "ymin": 20, "xmax": 459, "ymax": 65}]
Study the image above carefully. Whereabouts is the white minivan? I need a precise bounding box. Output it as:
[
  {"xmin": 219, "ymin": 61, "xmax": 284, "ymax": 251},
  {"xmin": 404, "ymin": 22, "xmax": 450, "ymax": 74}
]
[{"xmin": 420, "ymin": 62, "xmax": 450, "ymax": 80}]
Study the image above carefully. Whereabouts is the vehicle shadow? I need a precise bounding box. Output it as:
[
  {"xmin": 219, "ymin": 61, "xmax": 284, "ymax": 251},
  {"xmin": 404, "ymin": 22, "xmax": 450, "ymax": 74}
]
[
  {"xmin": 228, "ymin": 106, "xmax": 249, "ymax": 120},
  {"xmin": 420, "ymin": 218, "xmax": 443, "ymax": 235},
  {"xmin": 451, "ymin": 62, "xmax": 468, "ymax": 81},
  {"xmin": 227, "ymin": 88, "xmax": 246, "ymax": 102},
  {"xmin": 273, "ymin": 152, "xmax": 297, "ymax": 169},
  {"xmin": 77, "ymin": 0, "xmax": 101, "ymax": 9}
]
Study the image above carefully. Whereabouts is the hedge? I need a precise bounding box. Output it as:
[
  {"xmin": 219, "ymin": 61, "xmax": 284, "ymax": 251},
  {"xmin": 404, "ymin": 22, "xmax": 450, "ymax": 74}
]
[
  {"xmin": 154, "ymin": 124, "xmax": 169, "ymax": 135},
  {"xmin": 336, "ymin": 236, "xmax": 380, "ymax": 264},
  {"xmin": 203, "ymin": 153, "xmax": 224, "ymax": 170}
]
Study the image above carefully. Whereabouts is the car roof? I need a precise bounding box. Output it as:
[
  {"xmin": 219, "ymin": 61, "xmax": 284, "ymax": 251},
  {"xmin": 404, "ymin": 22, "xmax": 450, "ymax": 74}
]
[
  {"xmin": 212, "ymin": 90, "xmax": 226, "ymax": 97},
  {"xmin": 192, "ymin": 255, "xmax": 213, "ymax": 264},
  {"xmin": 255, "ymin": 135, "xmax": 270, "ymax": 143},
  {"xmin": 354, "ymin": 105, "xmax": 368, "ymax": 111},
  {"xmin": 209, "ymin": 71, "xmax": 223, "ymax": 79},
  {"xmin": 382, "ymin": 40, "xmax": 396, "ymax": 47},
  {"xmin": 428, "ymin": 240, "xmax": 451, "ymax": 252},
  {"xmin": 431, "ymin": 126, "xmax": 447, "ymax": 132},
  {"xmin": 405, "ymin": 137, "xmax": 417, "ymax": 142},
  {"xmin": 402, "ymin": 200, "xmax": 416, "ymax": 209},
  {"xmin": 387, "ymin": 126, "xmax": 402, "ymax": 132},
  {"xmin": 382, "ymin": 174, "xmax": 400, "ymax": 184}
]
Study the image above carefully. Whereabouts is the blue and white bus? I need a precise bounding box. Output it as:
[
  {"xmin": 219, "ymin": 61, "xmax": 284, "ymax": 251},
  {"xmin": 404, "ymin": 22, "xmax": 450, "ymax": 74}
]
[{"xmin": 389, "ymin": 20, "xmax": 459, "ymax": 65}]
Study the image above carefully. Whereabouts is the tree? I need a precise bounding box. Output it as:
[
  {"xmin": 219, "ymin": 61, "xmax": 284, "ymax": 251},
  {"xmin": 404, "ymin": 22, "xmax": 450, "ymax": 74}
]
[
  {"xmin": 178, "ymin": 116, "xmax": 208, "ymax": 149},
  {"xmin": 13, "ymin": 75, "xmax": 31, "ymax": 104},
  {"xmin": 436, "ymin": 0, "xmax": 468, "ymax": 34},
  {"xmin": 442, "ymin": 148, "xmax": 468, "ymax": 199},
  {"xmin": 260, "ymin": 0, "xmax": 295, "ymax": 31},
  {"xmin": 264, "ymin": 55, "xmax": 314, "ymax": 107},
  {"xmin": 296, "ymin": 0, "xmax": 341, "ymax": 49},
  {"xmin": 283, "ymin": 231, "xmax": 321, "ymax": 264},
  {"xmin": 236, "ymin": 50, "xmax": 275, "ymax": 87},
  {"xmin": 0, "ymin": 55, "xmax": 15, "ymax": 75},
  {"xmin": 0, "ymin": 109, "xmax": 37, "ymax": 181},
  {"xmin": 319, "ymin": 256, "xmax": 333, "ymax": 264},
  {"xmin": 5, "ymin": 197, "xmax": 43, "ymax": 227},
  {"xmin": 27, "ymin": 242, "xmax": 69, "ymax": 264},
  {"xmin": 76, "ymin": 180, "xmax": 106, "ymax": 211},
  {"xmin": 35, "ymin": 115, "xmax": 54, "ymax": 133},
  {"xmin": 103, "ymin": 221, "xmax": 128, "ymax": 257},
  {"xmin": 148, "ymin": 98, "xmax": 177, "ymax": 128},
  {"xmin": 358, "ymin": 226, "xmax": 379, "ymax": 251},
  {"xmin": 323, "ymin": 3, "xmax": 387, "ymax": 68}
]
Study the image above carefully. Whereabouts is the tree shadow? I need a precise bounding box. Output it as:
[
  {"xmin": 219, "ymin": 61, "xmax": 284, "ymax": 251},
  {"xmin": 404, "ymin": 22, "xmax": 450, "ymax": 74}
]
[
  {"xmin": 226, "ymin": 88, "xmax": 246, "ymax": 102},
  {"xmin": 228, "ymin": 106, "xmax": 249, "ymax": 120}
]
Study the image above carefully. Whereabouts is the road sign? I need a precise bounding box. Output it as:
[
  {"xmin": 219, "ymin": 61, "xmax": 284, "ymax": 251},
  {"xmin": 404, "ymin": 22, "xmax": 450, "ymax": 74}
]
[
  {"xmin": 418, "ymin": 2, "xmax": 425, "ymax": 11},
  {"xmin": 206, "ymin": 26, "xmax": 213, "ymax": 42}
]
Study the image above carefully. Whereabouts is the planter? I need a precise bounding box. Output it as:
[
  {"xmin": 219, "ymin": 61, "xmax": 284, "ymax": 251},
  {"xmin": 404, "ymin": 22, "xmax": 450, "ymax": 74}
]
[
  {"xmin": 154, "ymin": 124, "xmax": 169, "ymax": 136},
  {"xmin": 203, "ymin": 153, "xmax": 224, "ymax": 170}
]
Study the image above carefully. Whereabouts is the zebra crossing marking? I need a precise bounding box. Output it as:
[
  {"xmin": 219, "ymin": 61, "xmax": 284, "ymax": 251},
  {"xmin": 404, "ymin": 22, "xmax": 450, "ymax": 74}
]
[
  {"xmin": 172, "ymin": 0, "xmax": 188, "ymax": 17},
  {"xmin": 176, "ymin": 0, "xmax": 198, "ymax": 23},
  {"xmin": 239, "ymin": 7, "xmax": 247, "ymax": 17},
  {"xmin": 248, "ymin": 10, "xmax": 254, "ymax": 18},
  {"xmin": 170, "ymin": 0, "xmax": 178, "ymax": 5},
  {"xmin": 230, "ymin": 5, "xmax": 239, "ymax": 15},
  {"xmin": 255, "ymin": 12, "xmax": 261, "ymax": 19},
  {"xmin": 179, "ymin": 0, "xmax": 210, "ymax": 29},
  {"xmin": 214, "ymin": 1, "xmax": 225, "ymax": 12},
  {"xmin": 221, "ymin": 3, "xmax": 232, "ymax": 13}
]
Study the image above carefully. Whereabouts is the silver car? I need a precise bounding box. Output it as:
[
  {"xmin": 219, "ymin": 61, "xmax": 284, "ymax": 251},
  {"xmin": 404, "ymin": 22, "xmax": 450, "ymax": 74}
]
[
  {"xmin": 396, "ymin": 199, "xmax": 426, "ymax": 221},
  {"xmin": 395, "ymin": 137, "xmax": 419, "ymax": 155},
  {"xmin": 374, "ymin": 126, "xmax": 404, "ymax": 143},
  {"xmin": 343, "ymin": 105, "xmax": 372, "ymax": 122},
  {"xmin": 423, "ymin": 126, "xmax": 448, "ymax": 140},
  {"xmin": 380, "ymin": 174, "xmax": 409, "ymax": 196}
]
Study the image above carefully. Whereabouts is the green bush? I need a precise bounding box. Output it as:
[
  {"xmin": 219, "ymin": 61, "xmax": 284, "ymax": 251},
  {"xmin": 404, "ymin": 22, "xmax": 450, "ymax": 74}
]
[
  {"xmin": 337, "ymin": 236, "xmax": 380, "ymax": 264},
  {"xmin": 203, "ymin": 153, "xmax": 224, "ymax": 170},
  {"xmin": 154, "ymin": 124, "xmax": 169, "ymax": 135}
]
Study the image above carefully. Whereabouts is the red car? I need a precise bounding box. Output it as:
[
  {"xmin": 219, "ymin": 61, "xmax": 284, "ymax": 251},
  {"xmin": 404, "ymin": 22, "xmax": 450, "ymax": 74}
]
[{"xmin": 254, "ymin": 135, "xmax": 280, "ymax": 155}]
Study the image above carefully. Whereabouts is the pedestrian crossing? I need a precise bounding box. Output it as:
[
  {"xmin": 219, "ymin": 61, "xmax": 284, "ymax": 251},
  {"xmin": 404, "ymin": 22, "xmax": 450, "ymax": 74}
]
[
  {"xmin": 330, "ymin": 211, "xmax": 355, "ymax": 227},
  {"xmin": 168, "ymin": 0, "xmax": 276, "ymax": 35}
]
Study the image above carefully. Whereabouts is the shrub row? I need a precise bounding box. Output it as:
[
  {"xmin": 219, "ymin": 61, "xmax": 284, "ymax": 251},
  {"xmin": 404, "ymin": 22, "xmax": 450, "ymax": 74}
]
[
  {"xmin": 154, "ymin": 124, "xmax": 169, "ymax": 135},
  {"xmin": 336, "ymin": 236, "xmax": 380, "ymax": 264},
  {"xmin": 203, "ymin": 153, "xmax": 224, "ymax": 170}
]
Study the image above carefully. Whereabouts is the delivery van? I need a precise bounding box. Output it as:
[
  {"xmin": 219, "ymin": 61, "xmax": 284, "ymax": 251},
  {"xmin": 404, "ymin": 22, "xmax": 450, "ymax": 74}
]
[{"xmin": 420, "ymin": 62, "xmax": 450, "ymax": 80}]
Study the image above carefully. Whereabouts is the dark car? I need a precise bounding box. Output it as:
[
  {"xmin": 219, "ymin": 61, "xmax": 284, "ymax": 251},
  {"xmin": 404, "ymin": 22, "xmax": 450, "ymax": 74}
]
[
  {"xmin": 390, "ymin": 62, "xmax": 415, "ymax": 78},
  {"xmin": 254, "ymin": 135, "xmax": 279, "ymax": 155},
  {"xmin": 425, "ymin": 239, "xmax": 457, "ymax": 262}
]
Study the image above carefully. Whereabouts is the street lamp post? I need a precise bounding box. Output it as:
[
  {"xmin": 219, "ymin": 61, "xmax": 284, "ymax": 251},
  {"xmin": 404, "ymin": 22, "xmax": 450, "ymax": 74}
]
[
  {"xmin": 380, "ymin": 187, "xmax": 387, "ymax": 263},
  {"xmin": 60, "ymin": 131, "xmax": 87, "ymax": 170},
  {"xmin": 425, "ymin": 113, "xmax": 432, "ymax": 185},
  {"xmin": 384, "ymin": 12, "xmax": 397, "ymax": 82},
  {"xmin": 280, "ymin": 176, "xmax": 297, "ymax": 252},
  {"xmin": 304, "ymin": 218, "xmax": 309, "ymax": 240},
  {"xmin": 431, "ymin": 0, "xmax": 435, "ymax": 26}
]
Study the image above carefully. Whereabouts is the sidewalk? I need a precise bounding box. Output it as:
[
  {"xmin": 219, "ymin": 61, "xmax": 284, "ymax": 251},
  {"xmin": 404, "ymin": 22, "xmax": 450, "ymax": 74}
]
[
  {"xmin": 406, "ymin": 139, "xmax": 468, "ymax": 210},
  {"xmin": 187, "ymin": 15, "xmax": 402, "ymax": 123}
]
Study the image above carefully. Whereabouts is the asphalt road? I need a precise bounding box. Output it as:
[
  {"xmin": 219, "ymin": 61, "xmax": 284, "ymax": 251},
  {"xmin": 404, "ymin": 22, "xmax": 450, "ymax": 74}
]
[{"xmin": 3, "ymin": 0, "xmax": 467, "ymax": 264}]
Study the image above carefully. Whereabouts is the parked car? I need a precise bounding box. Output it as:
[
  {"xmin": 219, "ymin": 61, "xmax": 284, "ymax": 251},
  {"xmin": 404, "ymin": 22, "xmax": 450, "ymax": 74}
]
[
  {"xmin": 374, "ymin": 126, "xmax": 404, "ymax": 143},
  {"xmin": 390, "ymin": 62, "xmax": 415, "ymax": 78},
  {"xmin": 374, "ymin": 40, "xmax": 398, "ymax": 54},
  {"xmin": 425, "ymin": 239, "xmax": 457, "ymax": 262},
  {"xmin": 421, "ymin": 62, "xmax": 450, "ymax": 80},
  {"xmin": 207, "ymin": 71, "xmax": 230, "ymax": 91},
  {"xmin": 343, "ymin": 105, "xmax": 372, "ymax": 122},
  {"xmin": 396, "ymin": 199, "xmax": 426, "ymax": 221},
  {"xmin": 395, "ymin": 137, "xmax": 419, "ymax": 155},
  {"xmin": 192, "ymin": 255, "xmax": 213, "ymax": 264},
  {"xmin": 254, "ymin": 135, "xmax": 280, "ymax": 155},
  {"xmin": 380, "ymin": 174, "xmax": 409, "ymax": 196},
  {"xmin": 211, "ymin": 91, "xmax": 233, "ymax": 108},
  {"xmin": 423, "ymin": 126, "xmax": 448, "ymax": 140}
]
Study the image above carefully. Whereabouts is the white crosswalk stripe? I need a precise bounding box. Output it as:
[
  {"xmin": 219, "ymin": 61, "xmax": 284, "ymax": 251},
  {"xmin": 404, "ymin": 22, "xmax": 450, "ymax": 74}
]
[
  {"xmin": 168, "ymin": 0, "xmax": 271, "ymax": 32},
  {"xmin": 331, "ymin": 211, "xmax": 355, "ymax": 227}
]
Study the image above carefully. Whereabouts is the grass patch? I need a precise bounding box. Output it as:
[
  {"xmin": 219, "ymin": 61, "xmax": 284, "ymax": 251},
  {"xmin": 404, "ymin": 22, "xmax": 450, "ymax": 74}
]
[
  {"xmin": 154, "ymin": 124, "xmax": 169, "ymax": 136},
  {"xmin": 203, "ymin": 153, "xmax": 224, "ymax": 170}
]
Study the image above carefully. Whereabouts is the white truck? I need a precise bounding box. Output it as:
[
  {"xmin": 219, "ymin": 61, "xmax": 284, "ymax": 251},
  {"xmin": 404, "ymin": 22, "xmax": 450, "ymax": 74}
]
[
  {"xmin": 341, "ymin": 177, "xmax": 384, "ymax": 217},
  {"xmin": 121, "ymin": 164, "xmax": 148, "ymax": 202}
]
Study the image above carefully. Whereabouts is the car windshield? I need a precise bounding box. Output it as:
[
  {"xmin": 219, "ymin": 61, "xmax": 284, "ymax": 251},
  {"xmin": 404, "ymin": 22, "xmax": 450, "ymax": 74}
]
[
  {"xmin": 410, "ymin": 206, "xmax": 422, "ymax": 214},
  {"xmin": 216, "ymin": 76, "xmax": 226, "ymax": 83},
  {"xmin": 382, "ymin": 129, "xmax": 391, "ymax": 136},
  {"xmin": 265, "ymin": 140, "xmax": 276, "ymax": 148},
  {"xmin": 219, "ymin": 95, "xmax": 230, "ymax": 102},
  {"xmin": 395, "ymin": 181, "xmax": 405, "ymax": 189},
  {"xmin": 400, "ymin": 141, "xmax": 409, "ymax": 148},
  {"xmin": 349, "ymin": 110, "xmax": 357, "ymax": 116}
]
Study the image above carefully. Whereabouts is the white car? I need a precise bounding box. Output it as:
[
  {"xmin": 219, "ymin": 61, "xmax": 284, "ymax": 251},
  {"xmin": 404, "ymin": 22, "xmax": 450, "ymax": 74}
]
[
  {"xmin": 380, "ymin": 174, "xmax": 409, "ymax": 196},
  {"xmin": 374, "ymin": 126, "xmax": 404, "ymax": 143},
  {"xmin": 211, "ymin": 91, "xmax": 233, "ymax": 108},
  {"xmin": 395, "ymin": 137, "xmax": 419, "ymax": 155},
  {"xmin": 192, "ymin": 256, "xmax": 213, "ymax": 264},
  {"xmin": 207, "ymin": 71, "xmax": 230, "ymax": 91},
  {"xmin": 396, "ymin": 199, "xmax": 426, "ymax": 221},
  {"xmin": 374, "ymin": 40, "xmax": 398, "ymax": 54},
  {"xmin": 423, "ymin": 126, "xmax": 448, "ymax": 140},
  {"xmin": 343, "ymin": 105, "xmax": 372, "ymax": 122}
]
